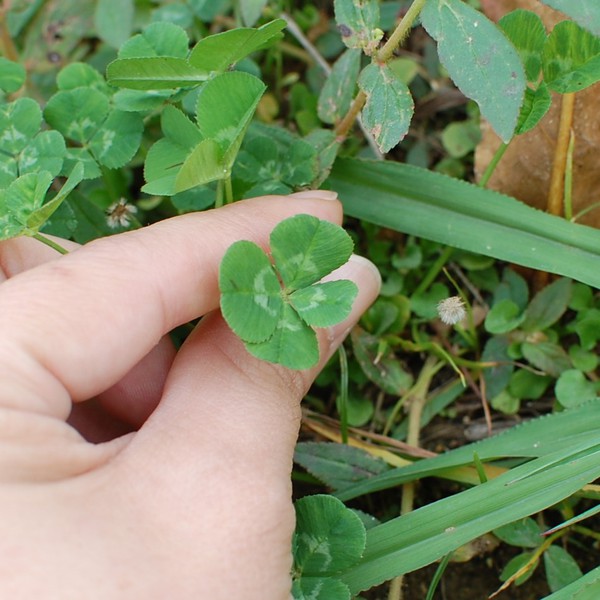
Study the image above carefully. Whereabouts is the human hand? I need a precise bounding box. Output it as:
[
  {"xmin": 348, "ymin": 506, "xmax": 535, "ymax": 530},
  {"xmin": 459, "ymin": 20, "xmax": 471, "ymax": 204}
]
[{"xmin": 0, "ymin": 192, "xmax": 380, "ymax": 599}]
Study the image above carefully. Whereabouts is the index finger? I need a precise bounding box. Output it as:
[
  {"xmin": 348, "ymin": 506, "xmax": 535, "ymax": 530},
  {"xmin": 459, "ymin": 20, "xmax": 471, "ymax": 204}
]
[{"xmin": 0, "ymin": 194, "xmax": 342, "ymax": 419}]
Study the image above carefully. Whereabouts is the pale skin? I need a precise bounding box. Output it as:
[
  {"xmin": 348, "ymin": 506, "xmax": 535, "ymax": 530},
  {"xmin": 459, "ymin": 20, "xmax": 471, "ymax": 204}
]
[{"xmin": 0, "ymin": 192, "xmax": 380, "ymax": 599}]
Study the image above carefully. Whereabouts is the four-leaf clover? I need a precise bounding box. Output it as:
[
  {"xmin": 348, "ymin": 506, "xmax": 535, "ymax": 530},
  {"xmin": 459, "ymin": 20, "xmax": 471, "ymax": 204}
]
[{"xmin": 219, "ymin": 214, "xmax": 358, "ymax": 369}]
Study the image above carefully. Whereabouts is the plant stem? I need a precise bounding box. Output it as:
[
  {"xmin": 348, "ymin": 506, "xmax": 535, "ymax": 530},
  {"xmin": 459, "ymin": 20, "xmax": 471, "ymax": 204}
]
[
  {"xmin": 0, "ymin": 2, "xmax": 19, "ymax": 63},
  {"xmin": 564, "ymin": 128, "xmax": 575, "ymax": 221},
  {"xmin": 547, "ymin": 92, "xmax": 575, "ymax": 216},
  {"xmin": 282, "ymin": 11, "xmax": 383, "ymax": 158},
  {"xmin": 215, "ymin": 179, "xmax": 224, "ymax": 208},
  {"xmin": 413, "ymin": 245, "xmax": 454, "ymax": 297},
  {"xmin": 478, "ymin": 141, "xmax": 509, "ymax": 188},
  {"xmin": 388, "ymin": 355, "xmax": 441, "ymax": 600},
  {"xmin": 376, "ymin": 0, "xmax": 427, "ymax": 63},
  {"xmin": 333, "ymin": 0, "xmax": 430, "ymax": 156},
  {"xmin": 224, "ymin": 175, "xmax": 234, "ymax": 204},
  {"xmin": 32, "ymin": 233, "xmax": 69, "ymax": 255}
]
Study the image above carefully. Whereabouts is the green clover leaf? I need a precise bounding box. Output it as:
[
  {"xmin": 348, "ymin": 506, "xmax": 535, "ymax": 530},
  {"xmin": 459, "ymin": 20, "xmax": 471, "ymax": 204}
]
[{"xmin": 219, "ymin": 214, "xmax": 358, "ymax": 370}]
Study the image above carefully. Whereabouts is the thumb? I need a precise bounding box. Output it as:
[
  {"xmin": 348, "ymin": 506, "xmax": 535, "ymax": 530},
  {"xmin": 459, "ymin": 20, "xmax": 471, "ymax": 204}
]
[{"xmin": 126, "ymin": 253, "xmax": 381, "ymax": 480}]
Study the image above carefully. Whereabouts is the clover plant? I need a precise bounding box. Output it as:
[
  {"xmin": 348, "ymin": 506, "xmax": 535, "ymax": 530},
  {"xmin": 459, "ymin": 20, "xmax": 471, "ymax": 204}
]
[{"xmin": 219, "ymin": 214, "xmax": 357, "ymax": 370}]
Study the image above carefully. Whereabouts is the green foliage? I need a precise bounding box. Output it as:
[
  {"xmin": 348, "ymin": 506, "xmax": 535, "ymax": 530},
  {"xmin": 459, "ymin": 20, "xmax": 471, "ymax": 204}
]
[
  {"xmin": 358, "ymin": 63, "xmax": 414, "ymax": 153},
  {"xmin": 333, "ymin": 0, "xmax": 382, "ymax": 55},
  {"xmin": 317, "ymin": 49, "xmax": 361, "ymax": 125},
  {"xmin": 543, "ymin": 21, "xmax": 600, "ymax": 93},
  {"xmin": 540, "ymin": 0, "xmax": 600, "ymax": 37},
  {"xmin": 292, "ymin": 494, "xmax": 366, "ymax": 599},
  {"xmin": 421, "ymin": 0, "xmax": 526, "ymax": 142},
  {"xmin": 219, "ymin": 214, "xmax": 357, "ymax": 370}
]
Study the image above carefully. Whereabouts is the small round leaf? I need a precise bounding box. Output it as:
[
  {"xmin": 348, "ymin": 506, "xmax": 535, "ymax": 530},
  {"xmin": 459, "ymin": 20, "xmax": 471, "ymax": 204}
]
[
  {"xmin": 270, "ymin": 214, "xmax": 354, "ymax": 291},
  {"xmin": 219, "ymin": 240, "xmax": 282, "ymax": 343}
]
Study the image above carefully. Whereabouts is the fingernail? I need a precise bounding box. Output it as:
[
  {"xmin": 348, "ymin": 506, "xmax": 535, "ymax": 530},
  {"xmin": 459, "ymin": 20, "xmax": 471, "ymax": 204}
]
[{"xmin": 288, "ymin": 189, "xmax": 339, "ymax": 201}]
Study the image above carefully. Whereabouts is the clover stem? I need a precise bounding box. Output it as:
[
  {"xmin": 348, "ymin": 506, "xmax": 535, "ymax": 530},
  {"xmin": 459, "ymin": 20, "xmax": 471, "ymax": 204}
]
[
  {"xmin": 224, "ymin": 175, "xmax": 234, "ymax": 204},
  {"xmin": 478, "ymin": 141, "xmax": 509, "ymax": 188},
  {"xmin": 32, "ymin": 233, "xmax": 69, "ymax": 255},
  {"xmin": 215, "ymin": 179, "xmax": 224, "ymax": 208}
]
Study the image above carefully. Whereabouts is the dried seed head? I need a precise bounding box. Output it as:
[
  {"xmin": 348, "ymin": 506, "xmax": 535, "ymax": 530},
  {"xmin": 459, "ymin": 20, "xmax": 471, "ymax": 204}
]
[
  {"xmin": 106, "ymin": 198, "xmax": 137, "ymax": 229},
  {"xmin": 437, "ymin": 296, "xmax": 466, "ymax": 325}
]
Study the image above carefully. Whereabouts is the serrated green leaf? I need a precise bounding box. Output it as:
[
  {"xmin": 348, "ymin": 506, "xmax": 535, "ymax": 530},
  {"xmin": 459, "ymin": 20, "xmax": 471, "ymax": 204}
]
[
  {"xmin": 235, "ymin": 136, "xmax": 280, "ymax": 184},
  {"xmin": 26, "ymin": 162, "xmax": 84, "ymax": 232},
  {"xmin": 270, "ymin": 214, "xmax": 354, "ymax": 290},
  {"xmin": 245, "ymin": 303, "xmax": 319, "ymax": 369},
  {"xmin": 499, "ymin": 9, "xmax": 547, "ymax": 83},
  {"xmin": 219, "ymin": 240, "xmax": 283, "ymax": 343},
  {"xmin": 143, "ymin": 106, "xmax": 203, "ymax": 195},
  {"xmin": 421, "ymin": 0, "xmax": 526, "ymax": 142},
  {"xmin": 19, "ymin": 130, "xmax": 66, "ymax": 178},
  {"xmin": 542, "ymin": 20, "xmax": 600, "ymax": 93},
  {"xmin": 0, "ymin": 57, "xmax": 25, "ymax": 93},
  {"xmin": 0, "ymin": 97, "xmax": 42, "ymax": 154},
  {"xmin": 544, "ymin": 545, "xmax": 583, "ymax": 593},
  {"xmin": 294, "ymin": 442, "xmax": 390, "ymax": 491},
  {"xmin": 113, "ymin": 89, "xmax": 174, "ymax": 113},
  {"xmin": 282, "ymin": 139, "xmax": 318, "ymax": 186},
  {"xmin": 63, "ymin": 148, "xmax": 101, "ymax": 180},
  {"xmin": 175, "ymin": 138, "xmax": 224, "ymax": 191},
  {"xmin": 118, "ymin": 22, "xmax": 189, "ymax": 58},
  {"xmin": 290, "ymin": 280, "xmax": 357, "ymax": 327},
  {"xmin": 0, "ymin": 171, "xmax": 53, "ymax": 239},
  {"xmin": 334, "ymin": 0, "xmax": 381, "ymax": 54},
  {"xmin": 294, "ymin": 494, "xmax": 366, "ymax": 575},
  {"xmin": 44, "ymin": 88, "xmax": 109, "ymax": 144},
  {"xmin": 539, "ymin": 0, "xmax": 600, "ymax": 37},
  {"xmin": 358, "ymin": 63, "xmax": 413, "ymax": 153},
  {"xmin": 522, "ymin": 278, "xmax": 572, "ymax": 332},
  {"xmin": 94, "ymin": 0, "xmax": 134, "ymax": 48},
  {"xmin": 106, "ymin": 57, "xmax": 209, "ymax": 90},
  {"xmin": 89, "ymin": 110, "xmax": 143, "ymax": 169},
  {"xmin": 0, "ymin": 98, "xmax": 66, "ymax": 188},
  {"xmin": 196, "ymin": 71, "xmax": 266, "ymax": 165},
  {"xmin": 516, "ymin": 84, "xmax": 551, "ymax": 135},
  {"xmin": 189, "ymin": 19, "xmax": 286, "ymax": 72},
  {"xmin": 318, "ymin": 49, "xmax": 361, "ymax": 125},
  {"xmin": 57, "ymin": 62, "xmax": 107, "ymax": 91}
]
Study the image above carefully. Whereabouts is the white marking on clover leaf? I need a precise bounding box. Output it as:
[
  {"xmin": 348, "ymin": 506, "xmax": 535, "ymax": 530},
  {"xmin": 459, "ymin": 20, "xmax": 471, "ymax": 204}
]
[
  {"xmin": 97, "ymin": 129, "xmax": 115, "ymax": 155},
  {"xmin": 2, "ymin": 126, "xmax": 26, "ymax": 144},
  {"xmin": 253, "ymin": 266, "xmax": 281, "ymax": 315},
  {"xmin": 20, "ymin": 149, "xmax": 39, "ymax": 171},
  {"xmin": 298, "ymin": 532, "xmax": 333, "ymax": 570}
]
